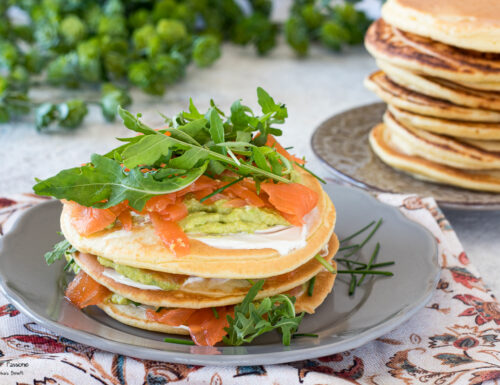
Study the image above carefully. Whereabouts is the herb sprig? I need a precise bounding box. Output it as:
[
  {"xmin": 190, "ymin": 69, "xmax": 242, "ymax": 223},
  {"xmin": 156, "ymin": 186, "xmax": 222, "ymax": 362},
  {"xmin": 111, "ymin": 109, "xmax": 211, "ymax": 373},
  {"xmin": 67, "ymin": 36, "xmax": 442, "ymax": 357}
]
[
  {"xmin": 33, "ymin": 88, "xmax": 306, "ymax": 210},
  {"xmin": 224, "ymin": 280, "xmax": 304, "ymax": 346},
  {"xmin": 44, "ymin": 239, "xmax": 76, "ymax": 265},
  {"xmin": 310, "ymin": 219, "xmax": 395, "ymax": 297}
]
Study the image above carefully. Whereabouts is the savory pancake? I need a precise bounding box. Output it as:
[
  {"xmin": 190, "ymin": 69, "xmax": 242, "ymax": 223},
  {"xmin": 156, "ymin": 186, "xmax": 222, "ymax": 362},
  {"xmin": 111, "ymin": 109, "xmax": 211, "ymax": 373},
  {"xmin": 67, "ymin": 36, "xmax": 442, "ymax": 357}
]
[
  {"xmin": 61, "ymin": 167, "xmax": 337, "ymax": 279},
  {"xmin": 384, "ymin": 111, "xmax": 500, "ymax": 170},
  {"xmin": 74, "ymin": 234, "xmax": 339, "ymax": 309},
  {"xmin": 365, "ymin": 19, "xmax": 500, "ymax": 83},
  {"xmin": 388, "ymin": 105, "xmax": 500, "ymax": 140},
  {"xmin": 97, "ymin": 269, "xmax": 336, "ymax": 336},
  {"xmin": 379, "ymin": 60, "xmax": 500, "ymax": 110},
  {"xmin": 365, "ymin": 71, "xmax": 500, "ymax": 122},
  {"xmin": 369, "ymin": 123, "xmax": 500, "ymax": 192},
  {"xmin": 382, "ymin": 0, "xmax": 500, "ymax": 53}
]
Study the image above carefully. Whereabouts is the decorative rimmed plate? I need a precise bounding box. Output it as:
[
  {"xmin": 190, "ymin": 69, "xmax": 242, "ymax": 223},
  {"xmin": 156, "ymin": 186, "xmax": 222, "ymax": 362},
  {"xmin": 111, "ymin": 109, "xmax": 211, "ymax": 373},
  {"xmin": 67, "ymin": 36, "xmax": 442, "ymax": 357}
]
[
  {"xmin": 311, "ymin": 102, "xmax": 500, "ymax": 210},
  {"xmin": 0, "ymin": 184, "xmax": 439, "ymax": 365}
]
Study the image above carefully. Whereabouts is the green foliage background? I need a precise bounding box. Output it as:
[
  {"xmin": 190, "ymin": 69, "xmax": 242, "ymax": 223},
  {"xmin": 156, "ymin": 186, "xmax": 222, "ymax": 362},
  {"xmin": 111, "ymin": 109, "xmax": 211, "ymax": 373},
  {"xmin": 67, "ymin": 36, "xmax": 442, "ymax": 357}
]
[{"xmin": 0, "ymin": 0, "xmax": 372, "ymax": 131}]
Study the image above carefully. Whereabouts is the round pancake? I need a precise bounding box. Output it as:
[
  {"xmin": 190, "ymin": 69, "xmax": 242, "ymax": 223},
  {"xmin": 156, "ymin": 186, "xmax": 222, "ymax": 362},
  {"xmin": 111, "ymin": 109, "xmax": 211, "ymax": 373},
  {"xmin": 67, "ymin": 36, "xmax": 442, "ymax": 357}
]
[
  {"xmin": 378, "ymin": 60, "xmax": 500, "ymax": 111},
  {"xmin": 370, "ymin": 123, "xmax": 500, "ymax": 192},
  {"xmin": 384, "ymin": 111, "xmax": 500, "ymax": 170},
  {"xmin": 97, "ymin": 269, "xmax": 336, "ymax": 336},
  {"xmin": 74, "ymin": 234, "xmax": 339, "ymax": 309},
  {"xmin": 459, "ymin": 138, "xmax": 500, "ymax": 152},
  {"xmin": 457, "ymin": 80, "xmax": 500, "ymax": 92},
  {"xmin": 389, "ymin": 105, "xmax": 500, "ymax": 140},
  {"xmin": 365, "ymin": 19, "xmax": 500, "ymax": 83},
  {"xmin": 61, "ymin": 167, "xmax": 336, "ymax": 279},
  {"xmin": 382, "ymin": 0, "xmax": 500, "ymax": 53},
  {"xmin": 365, "ymin": 71, "xmax": 500, "ymax": 122}
]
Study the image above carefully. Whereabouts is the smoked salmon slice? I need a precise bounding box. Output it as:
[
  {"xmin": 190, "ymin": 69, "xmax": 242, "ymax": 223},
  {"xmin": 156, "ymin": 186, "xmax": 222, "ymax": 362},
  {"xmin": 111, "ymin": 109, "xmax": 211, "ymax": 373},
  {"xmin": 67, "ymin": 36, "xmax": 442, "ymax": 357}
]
[
  {"xmin": 65, "ymin": 271, "xmax": 111, "ymax": 309},
  {"xmin": 147, "ymin": 306, "xmax": 233, "ymax": 346},
  {"xmin": 261, "ymin": 182, "xmax": 318, "ymax": 225},
  {"xmin": 117, "ymin": 210, "xmax": 133, "ymax": 231},
  {"xmin": 148, "ymin": 308, "xmax": 196, "ymax": 325},
  {"xmin": 225, "ymin": 183, "xmax": 265, "ymax": 207},
  {"xmin": 160, "ymin": 201, "xmax": 188, "ymax": 221},
  {"xmin": 150, "ymin": 212, "xmax": 190, "ymax": 257},
  {"xmin": 67, "ymin": 202, "xmax": 118, "ymax": 236}
]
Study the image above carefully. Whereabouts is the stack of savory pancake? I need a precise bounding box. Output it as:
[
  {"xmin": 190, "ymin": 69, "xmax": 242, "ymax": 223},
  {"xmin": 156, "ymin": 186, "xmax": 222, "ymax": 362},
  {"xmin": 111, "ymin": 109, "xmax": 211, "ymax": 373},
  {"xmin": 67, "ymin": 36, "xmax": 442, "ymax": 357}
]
[
  {"xmin": 60, "ymin": 165, "xmax": 338, "ymax": 346},
  {"xmin": 364, "ymin": 0, "xmax": 500, "ymax": 192}
]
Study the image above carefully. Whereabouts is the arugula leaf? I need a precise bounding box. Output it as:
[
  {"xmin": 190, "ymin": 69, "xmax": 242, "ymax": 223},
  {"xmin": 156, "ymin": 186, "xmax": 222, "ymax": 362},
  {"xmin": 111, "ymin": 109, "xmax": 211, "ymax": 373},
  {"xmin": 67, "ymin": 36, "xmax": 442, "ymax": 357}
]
[
  {"xmin": 118, "ymin": 107, "xmax": 157, "ymax": 135},
  {"xmin": 44, "ymin": 239, "xmax": 75, "ymax": 265},
  {"xmin": 34, "ymin": 88, "xmax": 302, "ymax": 207},
  {"xmin": 33, "ymin": 154, "xmax": 208, "ymax": 210},
  {"xmin": 223, "ymin": 280, "xmax": 304, "ymax": 346},
  {"xmin": 257, "ymin": 87, "xmax": 287, "ymax": 121},
  {"xmin": 209, "ymin": 108, "xmax": 225, "ymax": 144}
]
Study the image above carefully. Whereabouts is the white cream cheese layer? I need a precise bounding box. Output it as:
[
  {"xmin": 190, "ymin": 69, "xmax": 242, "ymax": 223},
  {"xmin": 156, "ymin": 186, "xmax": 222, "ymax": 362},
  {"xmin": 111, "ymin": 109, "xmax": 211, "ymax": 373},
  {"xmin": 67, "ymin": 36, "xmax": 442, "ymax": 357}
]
[
  {"xmin": 102, "ymin": 268, "xmax": 164, "ymax": 291},
  {"xmin": 189, "ymin": 207, "xmax": 319, "ymax": 255}
]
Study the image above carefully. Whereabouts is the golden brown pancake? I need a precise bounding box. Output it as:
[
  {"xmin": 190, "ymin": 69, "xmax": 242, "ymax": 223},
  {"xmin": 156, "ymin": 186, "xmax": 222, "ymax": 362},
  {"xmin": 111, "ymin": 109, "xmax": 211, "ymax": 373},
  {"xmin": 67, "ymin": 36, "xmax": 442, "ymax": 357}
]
[
  {"xmin": 456, "ymin": 80, "xmax": 500, "ymax": 92},
  {"xmin": 459, "ymin": 138, "xmax": 500, "ymax": 152},
  {"xmin": 97, "ymin": 268, "xmax": 336, "ymax": 336},
  {"xmin": 365, "ymin": 19, "xmax": 500, "ymax": 83},
  {"xmin": 365, "ymin": 71, "xmax": 500, "ymax": 122},
  {"xmin": 382, "ymin": 0, "xmax": 500, "ymax": 53},
  {"xmin": 384, "ymin": 111, "xmax": 500, "ymax": 170},
  {"xmin": 369, "ymin": 123, "xmax": 500, "ymax": 192},
  {"xmin": 379, "ymin": 60, "xmax": 500, "ymax": 111},
  {"xmin": 74, "ymin": 234, "xmax": 339, "ymax": 309},
  {"xmin": 61, "ymin": 167, "xmax": 336, "ymax": 279},
  {"xmin": 388, "ymin": 105, "xmax": 500, "ymax": 140}
]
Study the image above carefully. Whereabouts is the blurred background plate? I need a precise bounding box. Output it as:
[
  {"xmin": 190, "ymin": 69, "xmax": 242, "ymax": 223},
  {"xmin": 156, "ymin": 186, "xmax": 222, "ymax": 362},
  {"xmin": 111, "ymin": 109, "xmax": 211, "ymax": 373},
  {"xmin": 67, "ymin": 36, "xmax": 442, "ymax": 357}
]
[
  {"xmin": 311, "ymin": 102, "xmax": 500, "ymax": 209},
  {"xmin": 0, "ymin": 184, "xmax": 438, "ymax": 366}
]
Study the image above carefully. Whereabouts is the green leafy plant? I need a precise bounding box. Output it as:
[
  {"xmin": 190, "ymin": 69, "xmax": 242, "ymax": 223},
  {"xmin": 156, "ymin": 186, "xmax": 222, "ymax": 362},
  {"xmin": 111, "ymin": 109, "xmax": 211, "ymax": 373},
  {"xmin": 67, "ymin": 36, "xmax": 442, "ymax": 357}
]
[
  {"xmin": 44, "ymin": 239, "xmax": 76, "ymax": 265},
  {"xmin": 224, "ymin": 280, "xmax": 304, "ymax": 346},
  {"xmin": 0, "ymin": 0, "xmax": 373, "ymax": 130},
  {"xmin": 33, "ymin": 87, "xmax": 307, "ymax": 209}
]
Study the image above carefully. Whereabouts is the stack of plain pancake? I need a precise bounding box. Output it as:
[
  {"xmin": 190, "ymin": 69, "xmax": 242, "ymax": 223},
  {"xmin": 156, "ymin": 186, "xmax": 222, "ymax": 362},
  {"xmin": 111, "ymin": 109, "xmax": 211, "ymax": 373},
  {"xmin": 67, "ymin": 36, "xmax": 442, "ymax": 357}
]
[{"xmin": 364, "ymin": 0, "xmax": 500, "ymax": 192}]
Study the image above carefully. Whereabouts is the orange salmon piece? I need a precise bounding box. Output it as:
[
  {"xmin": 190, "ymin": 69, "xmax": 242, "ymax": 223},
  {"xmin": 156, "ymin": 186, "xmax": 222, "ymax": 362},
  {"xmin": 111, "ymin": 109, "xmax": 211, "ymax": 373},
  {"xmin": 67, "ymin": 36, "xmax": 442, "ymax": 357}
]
[
  {"xmin": 144, "ymin": 194, "xmax": 177, "ymax": 214},
  {"xmin": 187, "ymin": 307, "xmax": 233, "ymax": 346},
  {"xmin": 147, "ymin": 306, "xmax": 233, "ymax": 346},
  {"xmin": 160, "ymin": 201, "xmax": 188, "ymax": 222},
  {"xmin": 226, "ymin": 183, "xmax": 265, "ymax": 207},
  {"xmin": 261, "ymin": 182, "xmax": 318, "ymax": 225},
  {"xmin": 65, "ymin": 271, "xmax": 111, "ymax": 309},
  {"xmin": 176, "ymin": 175, "xmax": 219, "ymax": 197},
  {"xmin": 149, "ymin": 212, "xmax": 190, "ymax": 256},
  {"xmin": 146, "ymin": 308, "xmax": 196, "ymax": 326},
  {"xmin": 108, "ymin": 200, "xmax": 129, "ymax": 216},
  {"xmin": 67, "ymin": 202, "xmax": 117, "ymax": 236},
  {"xmin": 117, "ymin": 210, "xmax": 133, "ymax": 231},
  {"xmin": 223, "ymin": 198, "xmax": 247, "ymax": 208}
]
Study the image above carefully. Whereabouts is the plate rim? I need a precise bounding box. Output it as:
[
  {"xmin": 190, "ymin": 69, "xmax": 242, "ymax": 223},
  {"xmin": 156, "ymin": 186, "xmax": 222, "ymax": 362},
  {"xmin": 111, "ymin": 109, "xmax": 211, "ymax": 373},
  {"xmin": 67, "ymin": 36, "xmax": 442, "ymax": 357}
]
[
  {"xmin": 311, "ymin": 102, "xmax": 500, "ymax": 211},
  {"xmin": 0, "ymin": 186, "xmax": 440, "ymax": 365}
]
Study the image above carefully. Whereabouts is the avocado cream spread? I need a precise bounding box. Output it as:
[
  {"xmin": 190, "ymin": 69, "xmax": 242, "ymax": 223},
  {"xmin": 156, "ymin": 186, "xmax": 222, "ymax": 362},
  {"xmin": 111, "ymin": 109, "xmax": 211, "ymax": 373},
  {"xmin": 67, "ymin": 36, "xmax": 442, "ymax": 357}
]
[
  {"xmin": 100, "ymin": 200, "xmax": 290, "ymax": 290},
  {"xmin": 109, "ymin": 293, "xmax": 133, "ymax": 305},
  {"xmin": 179, "ymin": 197, "xmax": 289, "ymax": 234},
  {"xmin": 98, "ymin": 256, "xmax": 180, "ymax": 291}
]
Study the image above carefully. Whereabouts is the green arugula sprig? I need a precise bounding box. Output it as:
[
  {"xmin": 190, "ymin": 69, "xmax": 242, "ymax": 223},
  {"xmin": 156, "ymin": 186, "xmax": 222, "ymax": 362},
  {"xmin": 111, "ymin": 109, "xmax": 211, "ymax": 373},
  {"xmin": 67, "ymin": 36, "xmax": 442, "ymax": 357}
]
[
  {"xmin": 44, "ymin": 239, "xmax": 76, "ymax": 265},
  {"xmin": 33, "ymin": 88, "xmax": 302, "ymax": 210},
  {"xmin": 224, "ymin": 280, "xmax": 304, "ymax": 346}
]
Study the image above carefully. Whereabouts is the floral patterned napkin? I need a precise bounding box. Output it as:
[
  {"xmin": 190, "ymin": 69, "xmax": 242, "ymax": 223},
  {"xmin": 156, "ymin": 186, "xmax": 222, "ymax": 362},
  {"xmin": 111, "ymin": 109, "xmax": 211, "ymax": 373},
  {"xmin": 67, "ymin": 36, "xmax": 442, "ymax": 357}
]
[{"xmin": 0, "ymin": 193, "xmax": 499, "ymax": 385}]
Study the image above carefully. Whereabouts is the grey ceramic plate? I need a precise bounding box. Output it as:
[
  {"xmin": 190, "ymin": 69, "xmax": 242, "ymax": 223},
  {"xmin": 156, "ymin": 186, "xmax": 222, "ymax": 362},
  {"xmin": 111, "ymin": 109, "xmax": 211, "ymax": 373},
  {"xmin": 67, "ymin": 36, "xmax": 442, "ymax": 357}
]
[
  {"xmin": 0, "ymin": 184, "xmax": 439, "ymax": 366},
  {"xmin": 312, "ymin": 102, "xmax": 500, "ymax": 210}
]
